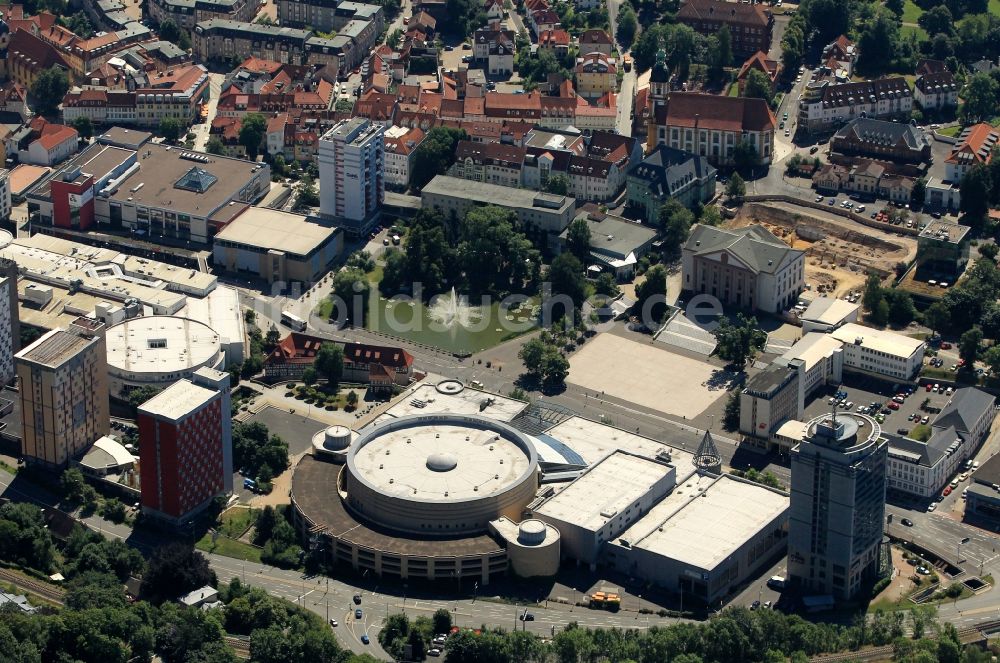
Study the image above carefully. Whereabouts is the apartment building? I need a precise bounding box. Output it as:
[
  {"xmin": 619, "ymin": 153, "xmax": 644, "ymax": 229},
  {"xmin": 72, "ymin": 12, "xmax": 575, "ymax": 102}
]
[
  {"xmin": 277, "ymin": 0, "xmax": 384, "ymax": 34},
  {"xmin": 575, "ymin": 53, "xmax": 616, "ymax": 100},
  {"xmin": 676, "ymin": 0, "xmax": 773, "ymax": 58},
  {"xmin": 192, "ymin": 19, "xmax": 312, "ymax": 64},
  {"xmin": 137, "ymin": 368, "xmax": 233, "ymax": 524},
  {"xmin": 739, "ymin": 362, "xmax": 804, "ymax": 448},
  {"xmin": 17, "ymin": 318, "xmax": 109, "ymax": 470},
  {"xmin": 797, "ymin": 77, "xmax": 912, "ymax": 134},
  {"xmin": 62, "ymin": 64, "xmax": 210, "ymax": 129},
  {"xmin": 318, "ymin": 118, "xmax": 385, "ymax": 235},
  {"xmin": 829, "ymin": 323, "xmax": 926, "ymax": 382},
  {"xmin": 944, "ymin": 123, "xmax": 999, "ymax": 183},
  {"xmin": 625, "ymin": 144, "xmax": 716, "ymax": 223},
  {"xmin": 382, "ymin": 125, "xmax": 426, "ymax": 189},
  {"xmin": 149, "ymin": 0, "xmax": 261, "ymax": 30},
  {"xmin": 914, "ymin": 69, "xmax": 958, "ymax": 112},
  {"xmin": 451, "ymin": 140, "xmax": 525, "ymax": 189}
]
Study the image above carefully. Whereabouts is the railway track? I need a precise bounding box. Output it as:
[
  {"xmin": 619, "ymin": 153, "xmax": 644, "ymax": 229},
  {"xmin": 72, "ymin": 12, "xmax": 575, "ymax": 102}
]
[
  {"xmin": 0, "ymin": 567, "xmax": 65, "ymax": 604},
  {"xmin": 810, "ymin": 619, "xmax": 1000, "ymax": 662},
  {"xmin": 224, "ymin": 635, "xmax": 251, "ymax": 659}
]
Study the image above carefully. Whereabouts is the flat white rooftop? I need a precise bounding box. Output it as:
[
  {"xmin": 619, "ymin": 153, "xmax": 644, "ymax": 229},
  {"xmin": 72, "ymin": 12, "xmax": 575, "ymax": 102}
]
[
  {"xmin": 353, "ymin": 422, "xmax": 532, "ymax": 501},
  {"xmin": 214, "ymin": 207, "xmax": 339, "ymax": 258},
  {"xmin": 831, "ymin": 323, "xmax": 925, "ymax": 359},
  {"xmin": 629, "ymin": 475, "xmax": 789, "ymax": 570},
  {"xmin": 800, "ymin": 297, "xmax": 859, "ymax": 326},
  {"xmin": 138, "ymin": 379, "xmax": 217, "ymax": 421},
  {"xmin": 106, "ymin": 316, "xmax": 221, "ymax": 375},
  {"xmin": 178, "ymin": 285, "xmax": 243, "ymax": 347},
  {"xmin": 384, "ymin": 383, "xmax": 528, "ymax": 422},
  {"xmin": 542, "ymin": 416, "xmax": 696, "ymax": 469},
  {"xmin": 776, "ymin": 332, "xmax": 844, "ymax": 371},
  {"xmin": 534, "ymin": 451, "xmax": 672, "ymax": 531}
]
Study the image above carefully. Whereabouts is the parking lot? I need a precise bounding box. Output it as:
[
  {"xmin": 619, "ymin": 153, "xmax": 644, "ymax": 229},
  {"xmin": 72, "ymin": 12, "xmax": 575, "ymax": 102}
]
[{"xmin": 802, "ymin": 374, "xmax": 957, "ymax": 439}]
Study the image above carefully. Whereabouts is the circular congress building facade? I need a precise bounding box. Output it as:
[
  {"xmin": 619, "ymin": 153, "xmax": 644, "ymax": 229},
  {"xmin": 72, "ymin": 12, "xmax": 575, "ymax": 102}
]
[
  {"xmin": 106, "ymin": 316, "xmax": 224, "ymax": 396},
  {"xmin": 292, "ymin": 414, "xmax": 541, "ymax": 584}
]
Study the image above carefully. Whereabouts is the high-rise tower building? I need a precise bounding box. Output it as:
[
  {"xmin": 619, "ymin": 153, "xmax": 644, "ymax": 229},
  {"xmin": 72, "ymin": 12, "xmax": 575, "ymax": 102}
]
[
  {"xmin": 318, "ymin": 117, "xmax": 384, "ymax": 236},
  {"xmin": 788, "ymin": 411, "xmax": 888, "ymax": 600},
  {"xmin": 137, "ymin": 367, "xmax": 233, "ymax": 524},
  {"xmin": 16, "ymin": 317, "xmax": 109, "ymax": 469}
]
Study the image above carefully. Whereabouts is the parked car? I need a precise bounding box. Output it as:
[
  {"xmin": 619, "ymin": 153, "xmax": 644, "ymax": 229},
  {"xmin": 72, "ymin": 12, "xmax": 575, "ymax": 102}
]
[
  {"xmin": 355, "ymin": 609, "xmax": 363, "ymax": 619},
  {"xmin": 927, "ymin": 503, "xmax": 937, "ymax": 512},
  {"xmin": 921, "ymin": 416, "xmax": 929, "ymax": 424},
  {"xmin": 809, "ymin": 146, "xmax": 819, "ymax": 154},
  {"xmin": 901, "ymin": 518, "xmax": 913, "ymax": 526},
  {"xmin": 361, "ymin": 634, "xmax": 370, "ymax": 645}
]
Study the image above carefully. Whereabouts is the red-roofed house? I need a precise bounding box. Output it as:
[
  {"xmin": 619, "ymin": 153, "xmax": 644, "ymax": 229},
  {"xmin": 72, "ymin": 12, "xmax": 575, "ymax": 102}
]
[
  {"xmin": 7, "ymin": 29, "xmax": 71, "ymax": 88},
  {"xmin": 264, "ymin": 334, "xmax": 414, "ymax": 388},
  {"xmin": 945, "ymin": 123, "xmax": 999, "ymax": 182},
  {"xmin": 19, "ymin": 119, "xmax": 79, "ymax": 166},
  {"xmin": 575, "ymin": 52, "xmax": 616, "ymax": 100},
  {"xmin": 538, "ymin": 29, "xmax": 570, "ymax": 57},
  {"xmin": 578, "ymin": 29, "xmax": 613, "ymax": 56},
  {"xmin": 736, "ymin": 51, "xmax": 779, "ymax": 95},
  {"xmin": 383, "ymin": 125, "xmax": 426, "ymax": 189}
]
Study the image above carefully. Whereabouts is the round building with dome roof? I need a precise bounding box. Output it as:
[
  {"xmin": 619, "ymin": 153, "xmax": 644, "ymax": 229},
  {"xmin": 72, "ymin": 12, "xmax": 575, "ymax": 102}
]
[{"xmin": 291, "ymin": 414, "xmax": 543, "ymax": 584}]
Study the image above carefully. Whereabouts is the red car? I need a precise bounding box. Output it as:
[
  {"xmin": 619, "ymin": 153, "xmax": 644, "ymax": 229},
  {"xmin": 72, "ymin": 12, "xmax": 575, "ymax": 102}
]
[
  {"xmin": 926, "ymin": 384, "xmax": 933, "ymax": 392},
  {"xmin": 943, "ymin": 486, "xmax": 953, "ymax": 497},
  {"xmin": 941, "ymin": 342, "xmax": 952, "ymax": 349},
  {"xmin": 888, "ymin": 401, "xmax": 900, "ymax": 410}
]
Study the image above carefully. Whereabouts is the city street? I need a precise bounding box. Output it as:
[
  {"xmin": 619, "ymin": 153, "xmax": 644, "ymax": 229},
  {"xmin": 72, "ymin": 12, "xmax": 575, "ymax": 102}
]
[
  {"xmin": 616, "ymin": 68, "xmax": 635, "ymax": 137},
  {"xmin": 192, "ymin": 73, "xmax": 226, "ymax": 153}
]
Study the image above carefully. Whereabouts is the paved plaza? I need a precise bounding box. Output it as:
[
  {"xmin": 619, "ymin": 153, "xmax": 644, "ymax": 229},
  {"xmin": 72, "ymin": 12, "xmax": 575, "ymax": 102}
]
[{"xmin": 568, "ymin": 334, "xmax": 730, "ymax": 419}]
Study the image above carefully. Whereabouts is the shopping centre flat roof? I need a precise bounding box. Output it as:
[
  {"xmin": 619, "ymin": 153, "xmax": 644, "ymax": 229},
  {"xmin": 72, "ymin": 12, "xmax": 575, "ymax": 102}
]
[
  {"xmin": 106, "ymin": 316, "xmax": 220, "ymax": 374},
  {"xmin": 534, "ymin": 451, "xmax": 672, "ymax": 531},
  {"xmin": 542, "ymin": 416, "xmax": 696, "ymax": 469},
  {"xmin": 214, "ymin": 207, "xmax": 340, "ymax": 258},
  {"xmin": 383, "ymin": 383, "xmax": 528, "ymax": 422},
  {"xmin": 629, "ymin": 475, "xmax": 789, "ymax": 571}
]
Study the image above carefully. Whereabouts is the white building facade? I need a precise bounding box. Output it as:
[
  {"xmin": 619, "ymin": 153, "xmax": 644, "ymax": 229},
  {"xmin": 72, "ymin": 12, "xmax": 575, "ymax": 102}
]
[{"xmin": 318, "ymin": 117, "xmax": 385, "ymax": 235}]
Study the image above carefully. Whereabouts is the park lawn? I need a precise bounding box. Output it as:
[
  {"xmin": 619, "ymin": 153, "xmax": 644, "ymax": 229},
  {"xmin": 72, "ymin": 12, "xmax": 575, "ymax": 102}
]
[
  {"xmin": 196, "ymin": 532, "xmax": 262, "ymax": 563},
  {"xmin": 902, "ymin": 0, "xmax": 924, "ymax": 23},
  {"xmin": 939, "ymin": 125, "xmax": 962, "ymax": 137},
  {"xmin": 217, "ymin": 507, "xmax": 259, "ymax": 539},
  {"xmin": 992, "ymin": 0, "xmax": 1000, "ymax": 15},
  {"xmin": 900, "ymin": 24, "xmax": 928, "ymax": 41}
]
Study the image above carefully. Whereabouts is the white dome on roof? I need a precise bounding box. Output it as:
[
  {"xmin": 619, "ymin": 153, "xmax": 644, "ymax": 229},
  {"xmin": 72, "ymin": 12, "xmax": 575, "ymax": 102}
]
[{"xmin": 426, "ymin": 452, "xmax": 458, "ymax": 472}]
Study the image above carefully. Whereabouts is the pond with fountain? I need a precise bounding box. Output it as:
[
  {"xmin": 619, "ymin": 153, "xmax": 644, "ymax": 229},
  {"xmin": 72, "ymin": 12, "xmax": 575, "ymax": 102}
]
[{"xmin": 365, "ymin": 286, "xmax": 539, "ymax": 355}]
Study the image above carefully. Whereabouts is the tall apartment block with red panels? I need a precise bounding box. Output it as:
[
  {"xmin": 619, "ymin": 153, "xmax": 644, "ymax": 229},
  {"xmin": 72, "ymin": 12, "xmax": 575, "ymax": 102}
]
[{"xmin": 137, "ymin": 368, "xmax": 232, "ymax": 523}]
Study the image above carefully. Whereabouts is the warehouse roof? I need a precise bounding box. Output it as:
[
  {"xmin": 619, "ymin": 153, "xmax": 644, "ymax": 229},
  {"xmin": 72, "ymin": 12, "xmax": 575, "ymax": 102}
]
[
  {"xmin": 830, "ymin": 323, "xmax": 925, "ymax": 359},
  {"xmin": 800, "ymin": 297, "xmax": 859, "ymax": 327},
  {"xmin": 626, "ymin": 475, "xmax": 788, "ymax": 570},
  {"xmin": 214, "ymin": 207, "xmax": 340, "ymax": 258}
]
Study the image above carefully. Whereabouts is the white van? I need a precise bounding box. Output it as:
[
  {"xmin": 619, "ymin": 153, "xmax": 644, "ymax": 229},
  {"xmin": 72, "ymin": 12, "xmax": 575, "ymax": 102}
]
[{"xmin": 767, "ymin": 575, "xmax": 787, "ymax": 589}]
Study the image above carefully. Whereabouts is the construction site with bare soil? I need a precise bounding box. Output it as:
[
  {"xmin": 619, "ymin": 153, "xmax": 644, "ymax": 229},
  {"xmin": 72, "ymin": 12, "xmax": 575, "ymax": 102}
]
[{"xmin": 726, "ymin": 202, "xmax": 918, "ymax": 298}]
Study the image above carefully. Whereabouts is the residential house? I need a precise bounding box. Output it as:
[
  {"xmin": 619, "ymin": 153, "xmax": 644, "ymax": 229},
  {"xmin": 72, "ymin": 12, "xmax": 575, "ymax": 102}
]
[
  {"xmin": 575, "ymin": 52, "xmax": 616, "ymax": 100},
  {"xmin": 383, "ymin": 125, "xmax": 425, "ymax": 189},
  {"xmin": 451, "ymin": 140, "xmax": 525, "ymax": 188},
  {"xmin": 736, "ymin": 51, "xmax": 778, "ymax": 95},
  {"xmin": 944, "ymin": 123, "xmax": 998, "ymax": 183},
  {"xmin": 7, "ymin": 29, "xmax": 70, "ymax": 89},
  {"xmin": 484, "ymin": 0, "xmax": 504, "ymax": 21},
  {"xmin": 914, "ymin": 69, "xmax": 958, "ymax": 111},
  {"xmin": 264, "ymin": 333, "xmax": 414, "ymax": 387},
  {"xmin": 473, "ymin": 23, "xmax": 515, "ymax": 76},
  {"xmin": 538, "ymin": 29, "xmax": 571, "ymax": 57},
  {"xmin": 626, "ymin": 144, "xmax": 716, "ymax": 224},
  {"xmin": 19, "ymin": 120, "xmax": 78, "ymax": 166},
  {"xmin": 821, "ymin": 35, "xmax": 857, "ymax": 76},
  {"xmin": 578, "ymin": 29, "xmax": 613, "ymax": 57}
]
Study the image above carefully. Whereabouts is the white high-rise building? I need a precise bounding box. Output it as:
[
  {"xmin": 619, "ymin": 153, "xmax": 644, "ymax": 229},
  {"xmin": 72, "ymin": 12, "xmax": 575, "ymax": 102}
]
[
  {"xmin": 318, "ymin": 118, "xmax": 385, "ymax": 236},
  {"xmin": 0, "ymin": 169, "xmax": 11, "ymax": 222}
]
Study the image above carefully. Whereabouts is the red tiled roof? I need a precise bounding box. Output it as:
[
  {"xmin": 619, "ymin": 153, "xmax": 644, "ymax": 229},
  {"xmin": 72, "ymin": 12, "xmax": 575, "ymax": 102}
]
[
  {"xmin": 677, "ymin": 0, "xmax": 770, "ymax": 27},
  {"xmin": 579, "ymin": 29, "xmax": 612, "ymax": 47},
  {"xmin": 539, "ymin": 29, "xmax": 570, "ymax": 48},
  {"xmin": 268, "ymin": 334, "xmax": 414, "ymax": 369},
  {"xmin": 945, "ymin": 123, "xmax": 999, "ymax": 166},
  {"xmin": 661, "ymin": 92, "xmax": 775, "ymax": 132},
  {"xmin": 455, "ymin": 139, "xmax": 525, "ymax": 168},
  {"xmin": 34, "ymin": 125, "xmax": 77, "ymax": 151},
  {"xmin": 737, "ymin": 51, "xmax": 778, "ymax": 81}
]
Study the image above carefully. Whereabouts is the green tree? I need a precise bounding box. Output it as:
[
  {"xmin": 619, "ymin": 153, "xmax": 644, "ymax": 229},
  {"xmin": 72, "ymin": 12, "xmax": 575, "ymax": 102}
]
[
  {"xmin": 519, "ymin": 337, "xmax": 548, "ymax": 376},
  {"xmin": 961, "ymin": 72, "xmax": 998, "ymax": 123},
  {"xmin": 862, "ymin": 273, "xmax": 885, "ymax": 314},
  {"xmin": 128, "ymin": 384, "xmax": 163, "ymax": 412},
  {"xmin": 72, "ymin": 115, "xmax": 94, "ymax": 140},
  {"xmin": 158, "ymin": 17, "xmax": 182, "ymax": 44},
  {"xmin": 856, "ymin": 9, "xmax": 900, "ymax": 75},
  {"xmin": 960, "ymin": 164, "xmax": 992, "ymax": 220},
  {"xmin": 714, "ymin": 24, "xmax": 733, "ymax": 73},
  {"xmin": 331, "ymin": 267, "xmax": 370, "ymax": 325},
  {"xmin": 565, "ymin": 217, "xmax": 591, "ymax": 263},
  {"xmin": 594, "ymin": 272, "xmax": 620, "ymax": 296},
  {"xmin": 924, "ymin": 301, "xmax": 951, "ymax": 334},
  {"xmin": 726, "ymin": 173, "xmax": 747, "ymax": 199},
  {"xmin": 979, "ymin": 243, "xmax": 999, "ymax": 262},
  {"xmin": 713, "ymin": 313, "xmax": 767, "ymax": 366},
  {"xmin": 919, "ymin": 5, "xmax": 954, "ymax": 36},
  {"xmin": 546, "ymin": 253, "xmax": 588, "ymax": 317},
  {"xmin": 31, "ymin": 66, "xmax": 69, "ymax": 116},
  {"xmin": 659, "ymin": 199, "xmax": 695, "ymax": 254},
  {"xmin": 206, "ymin": 136, "xmax": 225, "ymax": 155},
  {"xmin": 346, "ymin": 390, "xmax": 359, "ymax": 408},
  {"xmin": 732, "ymin": 142, "xmax": 759, "ymax": 175},
  {"xmin": 432, "ymin": 608, "xmax": 452, "ymax": 635},
  {"xmin": 409, "ymin": 127, "xmax": 467, "ymax": 189},
  {"xmin": 886, "ymin": 290, "xmax": 917, "ymax": 327},
  {"xmin": 159, "ymin": 116, "xmax": 182, "ymax": 143},
  {"xmin": 635, "ymin": 264, "xmax": 668, "ymax": 324},
  {"xmin": 723, "ymin": 391, "xmax": 740, "ymax": 431},
  {"xmin": 959, "ymin": 326, "xmax": 982, "ymax": 369},
  {"xmin": 546, "ymin": 174, "xmax": 570, "ymax": 196},
  {"xmin": 742, "ymin": 68, "xmax": 774, "ymax": 106},
  {"xmin": 540, "ymin": 346, "xmax": 570, "ymax": 389},
  {"xmin": 239, "ymin": 112, "xmax": 267, "ymax": 159},
  {"xmin": 335, "ymin": 98, "xmax": 354, "ymax": 113},
  {"xmin": 293, "ymin": 173, "xmax": 319, "ymax": 211},
  {"xmin": 615, "ymin": 2, "xmax": 637, "ymax": 48},
  {"xmin": 302, "ymin": 367, "xmax": 318, "ymax": 385},
  {"xmin": 314, "ymin": 342, "xmax": 344, "ymax": 388},
  {"xmin": 140, "ymin": 543, "xmax": 215, "ymax": 604}
]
